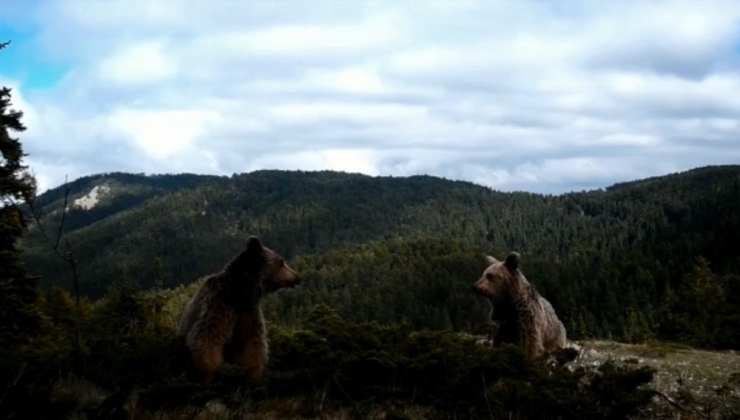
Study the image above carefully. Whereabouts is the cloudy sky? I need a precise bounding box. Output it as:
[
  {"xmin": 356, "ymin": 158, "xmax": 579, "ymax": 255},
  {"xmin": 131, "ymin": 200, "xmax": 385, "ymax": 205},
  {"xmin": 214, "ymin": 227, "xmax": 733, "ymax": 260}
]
[{"xmin": 1, "ymin": 0, "xmax": 740, "ymax": 194}]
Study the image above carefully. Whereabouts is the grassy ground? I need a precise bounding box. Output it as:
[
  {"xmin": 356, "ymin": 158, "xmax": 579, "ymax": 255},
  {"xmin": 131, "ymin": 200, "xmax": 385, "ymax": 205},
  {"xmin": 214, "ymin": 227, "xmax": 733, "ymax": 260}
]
[
  {"xmin": 569, "ymin": 340, "xmax": 740, "ymax": 419},
  {"xmin": 572, "ymin": 340, "xmax": 740, "ymax": 395}
]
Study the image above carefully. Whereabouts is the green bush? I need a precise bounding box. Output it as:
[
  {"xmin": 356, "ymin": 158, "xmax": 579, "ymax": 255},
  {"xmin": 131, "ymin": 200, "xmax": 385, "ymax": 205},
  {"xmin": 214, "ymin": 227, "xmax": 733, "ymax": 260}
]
[{"xmin": 3, "ymin": 291, "xmax": 660, "ymax": 420}]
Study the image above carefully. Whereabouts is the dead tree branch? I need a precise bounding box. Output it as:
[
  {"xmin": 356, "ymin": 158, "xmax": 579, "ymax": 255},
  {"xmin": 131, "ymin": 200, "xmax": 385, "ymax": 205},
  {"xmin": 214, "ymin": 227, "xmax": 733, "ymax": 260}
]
[
  {"xmin": 652, "ymin": 390, "xmax": 711, "ymax": 420},
  {"xmin": 22, "ymin": 175, "xmax": 83, "ymax": 348},
  {"xmin": 26, "ymin": 176, "xmax": 74, "ymax": 261},
  {"xmin": 23, "ymin": 176, "xmax": 81, "ymax": 302}
]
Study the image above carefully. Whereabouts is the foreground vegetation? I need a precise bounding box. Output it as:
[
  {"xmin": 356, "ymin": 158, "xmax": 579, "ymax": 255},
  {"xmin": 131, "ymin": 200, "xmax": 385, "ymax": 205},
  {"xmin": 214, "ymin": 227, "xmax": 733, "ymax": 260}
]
[
  {"xmin": 20, "ymin": 164, "xmax": 740, "ymax": 351},
  {"xmin": 3, "ymin": 40, "xmax": 740, "ymax": 419},
  {"xmin": 2, "ymin": 283, "xmax": 738, "ymax": 420}
]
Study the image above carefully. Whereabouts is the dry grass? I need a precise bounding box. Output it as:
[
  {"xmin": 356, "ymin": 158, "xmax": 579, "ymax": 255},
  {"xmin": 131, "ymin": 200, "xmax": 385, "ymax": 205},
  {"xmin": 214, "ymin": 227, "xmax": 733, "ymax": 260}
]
[
  {"xmin": 568, "ymin": 340, "xmax": 740, "ymax": 420},
  {"xmin": 571, "ymin": 340, "xmax": 740, "ymax": 398}
]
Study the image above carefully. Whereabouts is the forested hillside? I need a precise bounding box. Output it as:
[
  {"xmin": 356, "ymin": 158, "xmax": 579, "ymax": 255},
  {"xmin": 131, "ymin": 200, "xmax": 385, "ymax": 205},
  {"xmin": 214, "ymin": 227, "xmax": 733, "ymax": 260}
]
[
  {"xmin": 4, "ymin": 36, "xmax": 740, "ymax": 420},
  {"xmin": 20, "ymin": 165, "xmax": 740, "ymax": 350},
  {"xmin": 21, "ymin": 171, "xmax": 224, "ymax": 234}
]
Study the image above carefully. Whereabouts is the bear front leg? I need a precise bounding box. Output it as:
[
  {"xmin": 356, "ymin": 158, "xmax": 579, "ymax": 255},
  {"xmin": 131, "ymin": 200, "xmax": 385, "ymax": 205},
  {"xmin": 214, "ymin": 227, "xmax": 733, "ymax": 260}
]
[
  {"xmin": 232, "ymin": 310, "xmax": 268, "ymax": 383},
  {"xmin": 519, "ymin": 325, "xmax": 545, "ymax": 361},
  {"xmin": 185, "ymin": 313, "xmax": 236, "ymax": 385},
  {"xmin": 234, "ymin": 333, "xmax": 268, "ymax": 382},
  {"xmin": 189, "ymin": 342, "xmax": 226, "ymax": 385}
]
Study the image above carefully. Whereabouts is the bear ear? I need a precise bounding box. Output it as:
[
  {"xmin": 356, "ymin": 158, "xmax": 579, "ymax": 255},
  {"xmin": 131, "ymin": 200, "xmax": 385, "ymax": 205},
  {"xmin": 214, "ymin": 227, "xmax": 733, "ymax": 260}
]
[
  {"xmin": 245, "ymin": 236, "xmax": 263, "ymax": 255},
  {"xmin": 504, "ymin": 252, "xmax": 520, "ymax": 270},
  {"xmin": 486, "ymin": 256, "xmax": 499, "ymax": 266}
]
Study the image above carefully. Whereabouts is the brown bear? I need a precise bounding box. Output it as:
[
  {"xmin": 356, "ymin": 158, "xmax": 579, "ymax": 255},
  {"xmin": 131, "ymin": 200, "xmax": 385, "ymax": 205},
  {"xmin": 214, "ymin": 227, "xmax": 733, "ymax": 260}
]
[
  {"xmin": 176, "ymin": 236, "xmax": 300, "ymax": 385},
  {"xmin": 470, "ymin": 252, "xmax": 567, "ymax": 360}
]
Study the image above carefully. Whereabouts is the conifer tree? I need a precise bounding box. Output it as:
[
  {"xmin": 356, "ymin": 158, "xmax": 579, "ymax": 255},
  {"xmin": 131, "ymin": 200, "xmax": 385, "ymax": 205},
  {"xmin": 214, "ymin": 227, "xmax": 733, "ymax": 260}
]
[{"xmin": 0, "ymin": 40, "xmax": 41, "ymax": 346}]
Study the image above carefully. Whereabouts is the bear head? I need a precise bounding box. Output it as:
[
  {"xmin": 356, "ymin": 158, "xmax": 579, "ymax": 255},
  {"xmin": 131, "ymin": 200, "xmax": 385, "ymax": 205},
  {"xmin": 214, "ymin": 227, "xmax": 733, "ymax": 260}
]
[
  {"xmin": 470, "ymin": 251, "xmax": 522, "ymax": 302},
  {"xmin": 225, "ymin": 236, "xmax": 301, "ymax": 298}
]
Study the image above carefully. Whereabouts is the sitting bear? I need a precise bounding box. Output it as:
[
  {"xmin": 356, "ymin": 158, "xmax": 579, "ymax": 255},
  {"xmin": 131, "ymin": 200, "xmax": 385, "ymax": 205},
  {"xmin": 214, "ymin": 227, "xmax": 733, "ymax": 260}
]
[
  {"xmin": 177, "ymin": 236, "xmax": 300, "ymax": 384},
  {"xmin": 471, "ymin": 252, "xmax": 567, "ymax": 360}
]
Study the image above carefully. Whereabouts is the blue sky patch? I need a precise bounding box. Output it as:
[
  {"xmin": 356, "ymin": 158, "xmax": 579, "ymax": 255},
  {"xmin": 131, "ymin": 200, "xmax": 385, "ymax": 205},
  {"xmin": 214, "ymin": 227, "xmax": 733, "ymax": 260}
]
[{"xmin": 0, "ymin": 25, "xmax": 68, "ymax": 90}]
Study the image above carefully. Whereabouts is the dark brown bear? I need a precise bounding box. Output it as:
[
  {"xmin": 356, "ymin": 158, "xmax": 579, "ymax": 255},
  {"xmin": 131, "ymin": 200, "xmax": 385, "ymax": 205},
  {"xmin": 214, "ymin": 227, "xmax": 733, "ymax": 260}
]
[
  {"xmin": 177, "ymin": 236, "xmax": 300, "ymax": 385},
  {"xmin": 471, "ymin": 252, "xmax": 567, "ymax": 360}
]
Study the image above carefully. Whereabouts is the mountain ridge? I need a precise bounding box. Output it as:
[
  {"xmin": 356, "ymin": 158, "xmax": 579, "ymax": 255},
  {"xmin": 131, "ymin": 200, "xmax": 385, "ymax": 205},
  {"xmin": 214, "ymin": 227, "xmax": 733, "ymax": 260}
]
[
  {"xmin": 23, "ymin": 163, "xmax": 740, "ymax": 281},
  {"xmin": 19, "ymin": 164, "xmax": 740, "ymax": 347}
]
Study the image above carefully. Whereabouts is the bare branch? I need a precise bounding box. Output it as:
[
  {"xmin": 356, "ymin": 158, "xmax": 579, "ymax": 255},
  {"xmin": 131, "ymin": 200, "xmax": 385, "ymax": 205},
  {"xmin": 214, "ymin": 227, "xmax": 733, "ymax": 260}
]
[
  {"xmin": 24, "ymin": 176, "xmax": 73, "ymax": 263},
  {"xmin": 64, "ymin": 236, "xmax": 81, "ymax": 306},
  {"xmin": 22, "ymin": 175, "xmax": 82, "ymax": 309},
  {"xmin": 652, "ymin": 390, "xmax": 711, "ymax": 420},
  {"xmin": 54, "ymin": 175, "xmax": 70, "ymax": 249},
  {"xmin": 7, "ymin": 196, "xmax": 66, "ymax": 265}
]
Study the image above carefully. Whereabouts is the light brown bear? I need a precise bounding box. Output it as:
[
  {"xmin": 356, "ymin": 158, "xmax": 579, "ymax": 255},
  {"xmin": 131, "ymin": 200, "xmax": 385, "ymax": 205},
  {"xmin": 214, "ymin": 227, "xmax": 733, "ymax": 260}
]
[
  {"xmin": 177, "ymin": 236, "xmax": 300, "ymax": 385},
  {"xmin": 471, "ymin": 252, "xmax": 567, "ymax": 360}
]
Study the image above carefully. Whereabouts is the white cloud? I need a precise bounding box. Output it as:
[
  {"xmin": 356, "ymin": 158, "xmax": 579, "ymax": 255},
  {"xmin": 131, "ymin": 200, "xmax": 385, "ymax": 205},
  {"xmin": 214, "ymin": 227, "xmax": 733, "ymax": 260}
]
[
  {"xmin": 266, "ymin": 102, "xmax": 428, "ymax": 126},
  {"xmin": 24, "ymin": 159, "xmax": 80, "ymax": 193},
  {"xmin": 3, "ymin": 0, "xmax": 740, "ymax": 194},
  {"xmin": 96, "ymin": 40, "xmax": 178, "ymax": 87},
  {"xmin": 210, "ymin": 14, "xmax": 404, "ymax": 58},
  {"xmin": 302, "ymin": 67, "xmax": 394, "ymax": 96},
  {"xmin": 0, "ymin": 77, "xmax": 39, "ymax": 131},
  {"xmin": 107, "ymin": 109, "xmax": 223, "ymax": 159},
  {"xmin": 247, "ymin": 148, "xmax": 381, "ymax": 175}
]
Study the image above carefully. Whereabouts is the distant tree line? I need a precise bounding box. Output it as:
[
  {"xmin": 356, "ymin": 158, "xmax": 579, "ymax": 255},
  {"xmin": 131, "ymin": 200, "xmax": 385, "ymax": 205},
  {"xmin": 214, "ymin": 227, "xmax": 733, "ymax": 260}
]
[{"xmin": 18, "ymin": 162, "xmax": 740, "ymax": 350}]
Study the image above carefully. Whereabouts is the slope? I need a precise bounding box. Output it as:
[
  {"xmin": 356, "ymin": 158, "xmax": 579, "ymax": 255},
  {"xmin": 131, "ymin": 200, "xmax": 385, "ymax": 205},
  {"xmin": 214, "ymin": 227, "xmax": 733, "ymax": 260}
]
[
  {"xmin": 22, "ymin": 171, "xmax": 224, "ymax": 234},
  {"xmin": 20, "ymin": 165, "xmax": 740, "ymax": 347}
]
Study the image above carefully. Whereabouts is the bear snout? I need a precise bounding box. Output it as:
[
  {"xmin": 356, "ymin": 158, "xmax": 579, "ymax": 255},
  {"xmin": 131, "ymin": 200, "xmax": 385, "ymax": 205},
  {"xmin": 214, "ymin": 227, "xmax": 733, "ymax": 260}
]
[
  {"xmin": 471, "ymin": 281, "xmax": 493, "ymax": 299},
  {"xmin": 284, "ymin": 270, "xmax": 300, "ymax": 288}
]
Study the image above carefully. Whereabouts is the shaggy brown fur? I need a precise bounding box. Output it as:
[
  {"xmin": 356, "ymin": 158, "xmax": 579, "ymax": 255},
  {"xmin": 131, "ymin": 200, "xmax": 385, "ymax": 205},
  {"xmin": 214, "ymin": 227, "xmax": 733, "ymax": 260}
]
[
  {"xmin": 471, "ymin": 252, "xmax": 567, "ymax": 360},
  {"xmin": 177, "ymin": 236, "xmax": 300, "ymax": 385}
]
